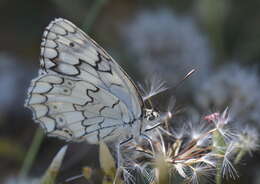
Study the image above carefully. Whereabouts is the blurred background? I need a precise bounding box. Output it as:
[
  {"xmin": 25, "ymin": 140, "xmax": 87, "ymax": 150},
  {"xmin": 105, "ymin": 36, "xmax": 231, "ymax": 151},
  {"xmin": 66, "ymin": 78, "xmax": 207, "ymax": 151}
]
[{"xmin": 1, "ymin": 0, "xmax": 260, "ymax": 183}]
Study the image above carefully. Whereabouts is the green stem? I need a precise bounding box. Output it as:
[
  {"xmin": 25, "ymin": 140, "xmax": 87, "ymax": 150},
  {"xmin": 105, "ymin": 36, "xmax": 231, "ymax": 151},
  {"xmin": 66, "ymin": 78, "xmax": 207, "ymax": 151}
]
[
  {"xmin": 234, "ymin": 149, "xmax": 246, "ymax": 164},
  {"xmin": 19, "ymin": 128, "xmax": 44, "ymax": 178},
  {"xmin": 216, "ymin": 161, "xmax": 222, "ymax": 184},
  {"xmin": 212, "ymin": 130, "xmax": 226, "ymax": 184},
  {"xmin": 83, "ymin": 0, "xmax": 108, "ymax": 32}
]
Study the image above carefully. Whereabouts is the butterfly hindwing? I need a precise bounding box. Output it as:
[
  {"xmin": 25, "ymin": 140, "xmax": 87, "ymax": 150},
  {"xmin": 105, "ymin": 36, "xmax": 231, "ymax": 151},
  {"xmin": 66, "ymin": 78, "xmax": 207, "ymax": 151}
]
[
  {"xmin": 26, "ymin": 74, "xmax": 134, "ymax": 143},
  {"xmin": 26, "ymin": 18, "xmax": 144, "ymax": 143}
]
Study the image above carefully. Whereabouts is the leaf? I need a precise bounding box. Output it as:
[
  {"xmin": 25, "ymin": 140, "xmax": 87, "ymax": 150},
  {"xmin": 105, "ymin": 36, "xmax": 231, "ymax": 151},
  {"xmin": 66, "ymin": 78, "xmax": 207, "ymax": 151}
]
[
  {"xmin": 40, "ymin": 145, "xmax": 68, "ymax": 184},
  {"xmin": 99, "ymin": 142, "xmax": 116, "ymax": 176}
]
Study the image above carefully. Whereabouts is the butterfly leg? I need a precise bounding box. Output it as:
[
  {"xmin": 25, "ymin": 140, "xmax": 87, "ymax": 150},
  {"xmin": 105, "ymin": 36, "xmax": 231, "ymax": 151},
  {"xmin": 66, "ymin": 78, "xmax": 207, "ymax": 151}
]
[
  {"xmin": 115, "ymin": 135, "xmax": 134, "ymax": 168},
  {"xmin": 139, "ymin": 133, "xmax": 156, "ymax": 154},
  {"xmin": 119, "ymin": 135, "xmax": 134, "ymax": 146},
  {"xmin": 143, "ymin": 122, "xmax": 162, "ymax": 132}
]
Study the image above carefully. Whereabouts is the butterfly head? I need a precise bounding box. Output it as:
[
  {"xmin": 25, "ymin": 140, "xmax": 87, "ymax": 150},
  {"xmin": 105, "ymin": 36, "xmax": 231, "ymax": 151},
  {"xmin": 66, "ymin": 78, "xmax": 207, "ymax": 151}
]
[
  {"xmin": 141, "ymin": 109, "xmax": 172, "ymax": 132},
  {"xmin": 144, "ymin": 109, "xmax": 159, "ymax": 121}
]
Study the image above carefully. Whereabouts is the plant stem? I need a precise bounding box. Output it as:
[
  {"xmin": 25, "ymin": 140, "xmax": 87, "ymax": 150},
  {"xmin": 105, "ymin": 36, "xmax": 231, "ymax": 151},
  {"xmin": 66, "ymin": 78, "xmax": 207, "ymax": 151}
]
[
  {"xmin": 212, "ymin": 130, "xmax": 226, "ymax": 184},
  {"xmin": 234, "ymin": 149, "xmax": 246, "ymax": 164},
  {"xmin": 216, "ymin": 161, "xmax": 222, "ymax": 184},
  {"xmin": 19, "ymin": 128, "xmax": 44, "ymax": 178}
]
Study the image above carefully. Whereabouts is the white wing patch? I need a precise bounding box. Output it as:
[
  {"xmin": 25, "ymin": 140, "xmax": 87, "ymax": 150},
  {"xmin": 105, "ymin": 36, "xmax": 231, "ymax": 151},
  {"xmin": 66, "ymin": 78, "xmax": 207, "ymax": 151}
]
[{"xmin": 26, "ymin": 18, "xmax": 144, "ymax": 143}]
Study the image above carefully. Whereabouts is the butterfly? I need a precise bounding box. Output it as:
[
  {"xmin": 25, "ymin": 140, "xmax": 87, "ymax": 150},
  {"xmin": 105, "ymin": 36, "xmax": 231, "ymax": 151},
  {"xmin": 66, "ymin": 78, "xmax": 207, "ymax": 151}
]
[{"xmin": 25, "ymin": 18, "xmax": 171, "ymax": 144}]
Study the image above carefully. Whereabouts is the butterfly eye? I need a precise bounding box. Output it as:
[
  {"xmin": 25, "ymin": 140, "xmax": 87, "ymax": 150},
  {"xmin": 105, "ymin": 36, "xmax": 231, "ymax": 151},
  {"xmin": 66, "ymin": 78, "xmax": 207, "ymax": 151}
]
[
  {"xmin": 148, "ymin": 115, "xmax": 155, "ymax": 121},
  {"xmin": 69, "ymin": 42, "xmax": 75, "ymax": 47}
]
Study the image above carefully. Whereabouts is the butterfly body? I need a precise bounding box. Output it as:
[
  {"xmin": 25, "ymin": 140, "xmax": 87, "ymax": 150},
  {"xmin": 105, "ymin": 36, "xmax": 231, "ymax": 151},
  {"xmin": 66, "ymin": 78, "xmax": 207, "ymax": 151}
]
[{"xmin": 25, "ymin": 18, "xmax": 168, "ymax": 144}]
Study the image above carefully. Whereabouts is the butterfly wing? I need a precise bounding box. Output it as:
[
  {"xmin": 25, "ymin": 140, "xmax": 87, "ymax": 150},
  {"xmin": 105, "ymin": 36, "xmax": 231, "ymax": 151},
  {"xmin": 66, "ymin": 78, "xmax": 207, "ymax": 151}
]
[{"xmin": 25, "ymin": 18, "xmax": 144, "ymax": 143}]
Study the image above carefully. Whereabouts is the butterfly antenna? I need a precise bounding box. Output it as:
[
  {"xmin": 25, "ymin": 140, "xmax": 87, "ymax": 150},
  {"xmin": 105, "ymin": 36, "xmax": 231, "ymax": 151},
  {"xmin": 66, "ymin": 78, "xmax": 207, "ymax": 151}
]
[
  {"xmin": 155, "ymin": 69, "xmax": 195, "ymax": 110},
  {"xmin": 145, "ymin": 69, "xmax": 195, "ymax": 101},
  {"xmin": 173, "ymin": 69, "xmax": 196, "ymax": 90},
  {"xmin": 165, "ymin": 69, "xmax": 195, "ymax": 117},
  {"xmin": 141, "ymin": 69, "xmax": 195, "ymax": 110},
  {"xmin": 147, "ymin": 97, "xmax": 154, "ymax": 109}
]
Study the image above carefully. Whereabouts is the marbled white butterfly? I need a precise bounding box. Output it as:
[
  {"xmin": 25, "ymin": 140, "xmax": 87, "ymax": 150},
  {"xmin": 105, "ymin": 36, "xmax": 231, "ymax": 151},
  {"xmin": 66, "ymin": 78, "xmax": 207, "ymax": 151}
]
[{"xmin": 25, "ymin": 18, "xmax": 171, "ymax": 144}]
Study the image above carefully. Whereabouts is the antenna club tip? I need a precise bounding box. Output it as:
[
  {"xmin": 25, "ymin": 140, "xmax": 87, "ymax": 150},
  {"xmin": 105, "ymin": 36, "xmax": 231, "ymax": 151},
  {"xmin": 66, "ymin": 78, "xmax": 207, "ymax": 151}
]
[{"xmin": 168, "ymin": 111, "xmax": 172, "ymax": 119}]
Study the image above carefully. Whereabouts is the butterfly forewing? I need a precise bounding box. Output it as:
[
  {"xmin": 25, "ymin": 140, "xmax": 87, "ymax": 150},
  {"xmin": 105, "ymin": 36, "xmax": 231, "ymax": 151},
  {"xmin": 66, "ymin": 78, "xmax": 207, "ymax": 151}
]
[{"xmin": 25, "ymin": 18, "xmax": 144, "ymax": 143}]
